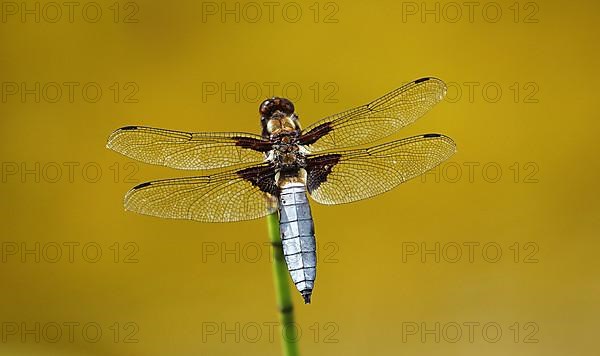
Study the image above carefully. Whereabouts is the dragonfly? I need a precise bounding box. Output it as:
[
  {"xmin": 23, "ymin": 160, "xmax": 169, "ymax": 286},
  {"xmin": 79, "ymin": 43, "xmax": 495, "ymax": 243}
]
[{"xmin": 106, "ymin": 77, "xmax": 456, "ymax": 304}]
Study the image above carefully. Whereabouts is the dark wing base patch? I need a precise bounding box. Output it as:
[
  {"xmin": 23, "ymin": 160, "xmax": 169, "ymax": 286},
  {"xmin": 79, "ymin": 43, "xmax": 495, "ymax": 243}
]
[
  {"xmin": 298, "ymin": 122, "xmax": 333, "ymax": 146},
  {"xmin": 107, "ymin": 126, "xmax": 270, "ymax": 170},
  {"xmin": 234, "ymin": 136, "xmax": 273, "ymax": 152},
  {"xmin": 237, "ymin": 164, "xmax": 279, "ymax": 196},
  {"xmin": 124, "ymin": 163, "xmax": 279, "ymax": 223},
  {"xmin": 306, "ymin": 154, "xmax": 342, "ymax": 194},
  {"xmin": 299, "ymin": 77, "xmax": 447, "ymax": 152},
  {"xmin": 305, "ymin": 134, "xmax": 456, "ymax": 205}
]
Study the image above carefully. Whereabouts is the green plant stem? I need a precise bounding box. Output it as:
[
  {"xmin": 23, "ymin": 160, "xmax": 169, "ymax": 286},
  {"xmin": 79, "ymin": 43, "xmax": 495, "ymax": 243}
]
[{"xmin": 266, "ymin": 212, "xmax": 300, "ymax": 356}]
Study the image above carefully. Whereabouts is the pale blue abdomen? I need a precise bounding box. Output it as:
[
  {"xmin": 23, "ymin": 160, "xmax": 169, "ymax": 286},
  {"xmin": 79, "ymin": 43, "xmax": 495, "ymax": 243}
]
[{"xmin": 278, "ymin": 182, "xmax": 316, "ymax": 304}]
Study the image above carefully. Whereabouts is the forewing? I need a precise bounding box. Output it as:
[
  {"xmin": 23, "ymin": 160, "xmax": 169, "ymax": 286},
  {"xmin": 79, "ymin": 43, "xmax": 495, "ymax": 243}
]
[
  {"xmin": 299, "ymin": 77, "xmax": 447, "ymax": 151},
  {"xmin": 124, "ymin": 164, "xmax": 279, "ymax": 222},
  {"xmin": 306, "ymin": 134, "xmax": 456, "ymax": 205},
  {"xmin": 107, "ymin": 126, "xmax": 271, "ymax": 170}
]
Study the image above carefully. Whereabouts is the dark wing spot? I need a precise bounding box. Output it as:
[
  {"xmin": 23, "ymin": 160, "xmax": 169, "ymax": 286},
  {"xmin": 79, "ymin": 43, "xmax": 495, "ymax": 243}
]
[
  {"xmin": 306, "ymin": 154, "xmax": 342, "ymax": 193},
  {"xmin": 120, "ymin": 126, "xmax": 139, "ymax": 131},
  {"xmin": 423, "ymin": 133, "xmax": 441, "ymax": 138},
  {"xmin": 132, "ymin": 181, "xmax": 152, "ymax": 189},
  {"xmin": 414, "ymin": 77, "xmax": 430, "ymax": 84}
]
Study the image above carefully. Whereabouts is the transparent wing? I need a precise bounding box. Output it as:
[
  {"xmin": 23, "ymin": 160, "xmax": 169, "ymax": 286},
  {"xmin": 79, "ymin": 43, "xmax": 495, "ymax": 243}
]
[
  {"xmin": 306, "ymin": 134, "xmax": 456, "ymax": 205},
  {"xmin": 124, "ymin": 164, "xmax": 279, "ymax": 222},
  {"xmin": 107, "ymin": 126, "xmax": 271, "ymax": 170},
  {"xmin": 299, "ymin": 77, "xmax": 447, "ymax": 152}
]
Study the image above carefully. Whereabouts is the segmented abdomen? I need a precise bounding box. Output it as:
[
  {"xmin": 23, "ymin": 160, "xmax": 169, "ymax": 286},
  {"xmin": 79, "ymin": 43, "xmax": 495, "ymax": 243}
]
[{"xmin": 278, "ymin": 182, "xmax": 316, "ymax": 304}]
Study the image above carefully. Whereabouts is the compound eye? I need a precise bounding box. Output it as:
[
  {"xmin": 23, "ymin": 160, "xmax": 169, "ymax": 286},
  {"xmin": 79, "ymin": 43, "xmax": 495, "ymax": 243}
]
[
  {"xmin": 259, "ymin": 97, "xmax": 295, "ymax": 117},
  {"xmin": 259, "ymin": 99, "xmax": 273, "ymax": 116},
  {"xmin": 278, "ymin": 98, "xmax": 295, "ymax": 115}
]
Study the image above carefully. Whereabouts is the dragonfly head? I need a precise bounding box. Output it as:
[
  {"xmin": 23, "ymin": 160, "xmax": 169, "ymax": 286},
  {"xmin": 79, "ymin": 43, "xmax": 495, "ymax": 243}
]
[
  {"xmin": 259, "ymin": 97, "xmax": 295, "ymax": 118},
  {"xmin": 259, "ymin": 97, "xmax": 300, "ymax": 137}
]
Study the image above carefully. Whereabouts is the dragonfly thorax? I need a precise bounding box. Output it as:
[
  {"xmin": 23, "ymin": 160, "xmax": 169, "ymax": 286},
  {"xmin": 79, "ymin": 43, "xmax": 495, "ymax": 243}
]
[{"xmin": 268, "ymin": 134, "xmax": 307, "ymax": 174}]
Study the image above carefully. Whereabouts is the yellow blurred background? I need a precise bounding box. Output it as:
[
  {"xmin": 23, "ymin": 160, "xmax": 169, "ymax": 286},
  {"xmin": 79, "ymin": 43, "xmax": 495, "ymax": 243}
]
[{"xmin": 1, "ymin": 0, "xmax": 599, "ymax": 355}]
